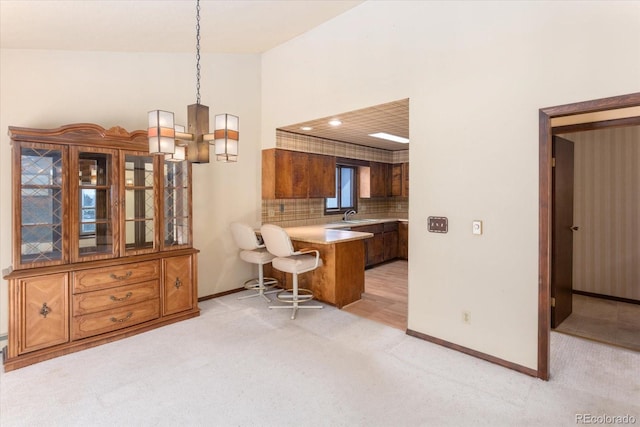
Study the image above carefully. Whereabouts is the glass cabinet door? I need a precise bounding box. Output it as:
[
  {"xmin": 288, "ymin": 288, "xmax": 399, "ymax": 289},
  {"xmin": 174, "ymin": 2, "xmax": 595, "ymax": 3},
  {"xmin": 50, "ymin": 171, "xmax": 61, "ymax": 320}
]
[
  {"xmin": 122, "ymin": 152, "xmax": 157, "ymax": 255},
  {"xmin": 162, "ymin": 159, "xmax": 191, "ymax": 249},
  {"xmin": 71, "ymin": 147, "xmax": 118, "ymax": 262},
  {"xmin": 16, "ymin": 143, "xmax": 66, "ymax": 268}
]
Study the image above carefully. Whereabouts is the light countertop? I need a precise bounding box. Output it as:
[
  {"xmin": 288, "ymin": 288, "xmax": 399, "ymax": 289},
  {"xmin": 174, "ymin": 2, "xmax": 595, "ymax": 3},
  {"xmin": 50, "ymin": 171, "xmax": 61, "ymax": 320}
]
[
  {"xmin": 284, "ymin": 226, "xmax": 373, "ymax": 245},
  {"xmin": 282, "ymin": 218, "xmax": 407, "ymax": 245}
]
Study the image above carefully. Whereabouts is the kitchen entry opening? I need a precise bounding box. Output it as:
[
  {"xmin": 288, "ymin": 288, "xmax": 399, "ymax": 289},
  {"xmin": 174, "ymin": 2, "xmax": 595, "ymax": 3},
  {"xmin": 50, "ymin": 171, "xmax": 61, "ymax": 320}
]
[{"xmin": 325, "ymin": 164, "xmax": 357, "ymax": 214}]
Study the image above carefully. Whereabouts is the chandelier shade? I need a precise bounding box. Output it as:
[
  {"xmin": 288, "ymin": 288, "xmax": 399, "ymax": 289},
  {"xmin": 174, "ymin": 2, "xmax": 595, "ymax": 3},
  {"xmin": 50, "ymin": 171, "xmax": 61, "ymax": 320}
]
[
  {"xmin": 165, "ymin": 125, "xmax": 187, "ymax": 162},
  {"xmin": 148, "ymin": 110, "xmax": 176, "ymax": 155},
  {"xmin": 165, "ymin": 145, "xmax": 186, "ymax": 162},
  {"xmin": 213, "ymin": 114, "xmax": 239, "ymax": 162}
]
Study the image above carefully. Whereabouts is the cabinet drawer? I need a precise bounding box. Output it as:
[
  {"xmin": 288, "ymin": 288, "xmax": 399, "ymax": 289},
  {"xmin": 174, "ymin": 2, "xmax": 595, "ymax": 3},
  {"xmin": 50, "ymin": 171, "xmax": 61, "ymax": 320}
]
[
  {"xmin": 73, "ymin": 260, "xmax": 160, "ymax": 293},
  {"xmin": 72, "ymin": 298, "xmax": 160, "ymax": 340},
  {"xmin": 72, "ymin": 280, "xmax": 159, "ymax": 316},
  {"xmin": 383, "ymin": 221, "xmax": 398, "ymax": 232},
  {"xmin": 352, "ymin": 223, "xmax": 384, "ymax": 234}
]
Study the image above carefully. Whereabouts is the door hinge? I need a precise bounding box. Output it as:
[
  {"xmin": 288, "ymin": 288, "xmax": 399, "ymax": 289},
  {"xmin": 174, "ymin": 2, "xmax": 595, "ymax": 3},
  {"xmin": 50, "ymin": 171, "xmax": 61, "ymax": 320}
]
[
  {"xmin": 551, "ymin": 297, "xmax": 556, "ymax": 308},
  {"xmin": 552, "ymin": 158, "xmax": 556, "ymax": 167}
]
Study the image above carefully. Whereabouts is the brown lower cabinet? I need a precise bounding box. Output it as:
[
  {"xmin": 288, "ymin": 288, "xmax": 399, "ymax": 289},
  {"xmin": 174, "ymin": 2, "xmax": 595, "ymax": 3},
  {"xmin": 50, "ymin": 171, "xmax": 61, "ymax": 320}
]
[
  {"xmin": 383, "ymin": 221, "xmax": 399, "ymax": 261},
  {"xmin": 17, "ymin": 273, "xmax": 69, "ymax": 354},
  {"xmin": 3, "ymin": 251, "xmax": 199, "ymax": 371},
  {"xmin": 264, "ymin": 238, "xmax": 365, "ymax": 308},
  {"xmin": 352, "ymin": 221, "xmax": 399, "ymax": 267},
  {"xmin": 398, "ymin": 221, "xmax": 408, "ymax": 260}
]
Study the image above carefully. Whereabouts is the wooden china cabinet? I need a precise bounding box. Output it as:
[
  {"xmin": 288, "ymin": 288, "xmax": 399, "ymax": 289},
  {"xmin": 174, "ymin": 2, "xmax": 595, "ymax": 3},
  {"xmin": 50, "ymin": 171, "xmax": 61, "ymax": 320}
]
[{"xmin": 2, "ymin": 123, "xmax": 199, "ymax": 371}]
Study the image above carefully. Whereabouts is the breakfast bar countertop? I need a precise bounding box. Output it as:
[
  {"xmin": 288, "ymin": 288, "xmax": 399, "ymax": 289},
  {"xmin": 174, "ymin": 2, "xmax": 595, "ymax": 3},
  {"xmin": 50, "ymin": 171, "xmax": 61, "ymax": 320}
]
[{"xmin": 283, "ymin": 226, "xmax": 373, "ymax": 245}]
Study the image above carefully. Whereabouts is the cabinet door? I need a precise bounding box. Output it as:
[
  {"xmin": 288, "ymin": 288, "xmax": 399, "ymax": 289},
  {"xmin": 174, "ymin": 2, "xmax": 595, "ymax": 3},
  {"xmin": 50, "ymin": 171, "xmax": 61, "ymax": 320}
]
[
  {"xmin": 70, "ymin": 147, "xmax": 119, "ymax": 262},
  {"xmin": 352, "ymin": 224, "xmax": 384, "ymax": 267},
  {"xmin": 15, "ymin": 142, "xmax": 68, "ymax": 269},
  {"xmin": 308, "ymin": 153, "xmax": 336, "ymax": 198},
  {"xmin": 383, "ymin": 231, "xmax": 398, "ymax": 261},
  {"xmin": 19, "ymin": 273, "xmax": 69, "ymax": 354},
  {"xmin": 369, "ymin": 162, "xmax": 389, "ymax": 197},
  {"xmin": 162, "ymin": 159, "xmax": 191, "ymax": 249},
  {"xmin": 121, "ymin": 151, "xmax": 158, "ymax": 255},
  {"xmin": 391, "ymin": 164, "xmax": 403, "ymax": 196},
  {"xmin": 163, "ymin": 255, "xmax": 194, "ymax": 315},
  {"xmin": 402, "ymin": 163, "xmax": 409, "ymax": 197},
  {"xmin": 367, "ymin": 234, "xmax": 384, "ymax": 266},
  {"xmin": 276, "ymin": 150, "xmax": 308, "ymax": 198},
  {"xmin": 398, "ymin": 222, "xmax": 409, "ymax": 260}
]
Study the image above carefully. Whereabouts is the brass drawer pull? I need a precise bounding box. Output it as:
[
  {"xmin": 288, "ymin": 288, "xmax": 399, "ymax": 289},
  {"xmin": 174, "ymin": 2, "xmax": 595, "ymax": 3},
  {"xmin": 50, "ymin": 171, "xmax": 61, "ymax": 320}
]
[
  {"xmin": 110, "ymin": 271, "xmax": 132, "ymax": 281},
  {"xmin": 110, "ymin": 292, "xmax": 133, "ymax": 302},
  {"xmin": 40, "ymin": 302, "xmax": 51, "ymax": 318},
  {"xmin": 110, "ymin": 312, "xmax": 133, "ymax": 323},
  {"xmin": 174, "ymin": 277, "xmax": 182, "ymax": 289}
]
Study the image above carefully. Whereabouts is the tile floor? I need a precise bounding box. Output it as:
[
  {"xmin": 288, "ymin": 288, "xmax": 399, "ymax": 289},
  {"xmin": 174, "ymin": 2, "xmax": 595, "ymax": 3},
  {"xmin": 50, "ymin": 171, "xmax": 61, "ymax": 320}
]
[{"xmin": 553, "ymin": 294, "xmax": 640, "ymax": 351}]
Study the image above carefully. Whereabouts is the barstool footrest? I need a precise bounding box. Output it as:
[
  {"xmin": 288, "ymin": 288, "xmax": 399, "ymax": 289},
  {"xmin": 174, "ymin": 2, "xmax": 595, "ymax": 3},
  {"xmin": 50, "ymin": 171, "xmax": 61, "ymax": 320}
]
[
  {"xmin": 242, "ymin": 277, "xmax": 278, "ymax": 291},
  {"xmin": 275, "ymin": 288, "xmax": 315, "ymax": 304}
]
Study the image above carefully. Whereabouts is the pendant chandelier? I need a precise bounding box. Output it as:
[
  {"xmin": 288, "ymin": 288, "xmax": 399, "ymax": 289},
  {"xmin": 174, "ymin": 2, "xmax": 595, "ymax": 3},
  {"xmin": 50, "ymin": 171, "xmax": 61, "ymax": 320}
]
[{"xmin": 148, "ymin": 0, "xmax": 239, "ymax": 163}]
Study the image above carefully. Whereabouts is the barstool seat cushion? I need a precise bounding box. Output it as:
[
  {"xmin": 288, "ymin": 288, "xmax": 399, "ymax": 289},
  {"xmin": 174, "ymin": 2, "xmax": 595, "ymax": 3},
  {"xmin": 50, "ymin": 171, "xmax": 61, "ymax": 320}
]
[
  {"xmin": 272, "ymin": 254, "xmax": 323, "ymax": 274},
  {"xmin": 240, "ymin": 248, "xmax": 276, "ymax": 264}
]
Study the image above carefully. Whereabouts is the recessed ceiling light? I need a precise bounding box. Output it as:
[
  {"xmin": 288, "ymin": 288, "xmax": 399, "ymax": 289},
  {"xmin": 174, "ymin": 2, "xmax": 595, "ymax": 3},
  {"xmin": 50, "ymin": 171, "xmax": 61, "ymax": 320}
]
[
  {"xmin": 369, "ymin": 132, "xmax": 409, "ymax": 144},
  {"xmin": 328, "ymin": 119, "xmax": 342, "ymax": 127},
  {"xmin": 300, "ymin": 126, "xmax": 313, "ymax": 131}
]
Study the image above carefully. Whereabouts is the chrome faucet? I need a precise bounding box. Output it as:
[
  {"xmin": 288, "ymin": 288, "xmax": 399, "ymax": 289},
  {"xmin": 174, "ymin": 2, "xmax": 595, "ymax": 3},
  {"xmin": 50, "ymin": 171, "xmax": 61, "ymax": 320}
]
[{"xmin": 343, "ymin": 209, "xmax": 357, "ymax": 221}]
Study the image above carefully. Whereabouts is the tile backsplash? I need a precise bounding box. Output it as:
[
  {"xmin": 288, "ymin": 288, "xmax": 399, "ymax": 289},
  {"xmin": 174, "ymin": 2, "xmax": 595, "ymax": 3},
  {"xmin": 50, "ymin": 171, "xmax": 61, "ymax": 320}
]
[
  {"xmin": 262, "ymin": 131, "xmax": 409, "ymax": 227},
  {"xmin": 261, "ymin": 197, "xmax": 408, "ymax": 227}
]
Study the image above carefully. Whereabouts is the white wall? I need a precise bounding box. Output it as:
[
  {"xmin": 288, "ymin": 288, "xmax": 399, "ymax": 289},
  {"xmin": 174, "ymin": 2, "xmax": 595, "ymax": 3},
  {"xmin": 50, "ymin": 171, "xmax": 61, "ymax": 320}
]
[
  {"xmin": 0, "ymin": 49, "xmax": 262, "ymax": 337},
  {"xmin": 261, "ymin": 1, "xmax": 640, "ymax": 370}
]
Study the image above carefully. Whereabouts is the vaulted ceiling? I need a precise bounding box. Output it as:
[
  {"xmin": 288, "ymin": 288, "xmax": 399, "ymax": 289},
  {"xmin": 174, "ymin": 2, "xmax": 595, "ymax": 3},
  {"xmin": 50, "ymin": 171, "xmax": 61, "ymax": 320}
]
[{"xmin": 1, "ymin": 1, "xmax": 408, "ymax": 151}]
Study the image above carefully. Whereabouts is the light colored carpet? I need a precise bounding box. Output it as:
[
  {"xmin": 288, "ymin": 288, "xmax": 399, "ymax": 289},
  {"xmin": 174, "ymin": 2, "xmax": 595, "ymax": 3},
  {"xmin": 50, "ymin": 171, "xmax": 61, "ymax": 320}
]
[{"xmin": 1, "ymin": 291, "xmax": 638, "ymax": 427}]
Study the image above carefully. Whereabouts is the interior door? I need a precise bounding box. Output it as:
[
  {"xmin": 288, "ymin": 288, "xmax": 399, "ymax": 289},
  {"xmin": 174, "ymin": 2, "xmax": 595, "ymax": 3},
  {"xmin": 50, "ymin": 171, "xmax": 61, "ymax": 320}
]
[{"xmin": 551, "ymin": 136, "xmax": 575, "ymax": 328}]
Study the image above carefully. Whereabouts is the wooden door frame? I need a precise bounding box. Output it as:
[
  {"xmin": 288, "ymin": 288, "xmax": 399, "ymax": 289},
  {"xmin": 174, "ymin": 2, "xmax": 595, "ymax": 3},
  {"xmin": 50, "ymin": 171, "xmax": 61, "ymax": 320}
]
[{"xmin": 538, "ymin": 92, "xmax": 640, "ymax": 380}]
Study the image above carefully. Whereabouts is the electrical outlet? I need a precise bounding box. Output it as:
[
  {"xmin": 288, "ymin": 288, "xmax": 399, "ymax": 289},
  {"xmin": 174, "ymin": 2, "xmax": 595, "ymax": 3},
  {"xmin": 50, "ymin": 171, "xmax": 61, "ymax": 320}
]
[
  {"xmin": 268, "ymin": 209, "xmax": 275, "ymax": 217},
  {"xmin": 279, "ymin": 203, "xmax": 285, "ymax": 213},
  {"xmin": 462, "ymin": 311, "xmax": 471, "ymax": 324}
]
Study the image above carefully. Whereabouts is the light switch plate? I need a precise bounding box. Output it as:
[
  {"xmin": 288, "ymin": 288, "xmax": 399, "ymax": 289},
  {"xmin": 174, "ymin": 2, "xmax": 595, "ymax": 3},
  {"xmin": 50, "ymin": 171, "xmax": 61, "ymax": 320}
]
[
  {"xmin": 428, "ymin": 216, "xmax": 448, "ymax": 233},
  {"xmin": 472, "ymin": 220, "xmax": 483, "ymax": 235}
]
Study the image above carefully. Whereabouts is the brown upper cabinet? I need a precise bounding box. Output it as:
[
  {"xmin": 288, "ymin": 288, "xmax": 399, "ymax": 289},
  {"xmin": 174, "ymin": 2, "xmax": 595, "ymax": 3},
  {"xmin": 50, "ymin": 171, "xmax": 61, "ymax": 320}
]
[
  {"xmin": 307, "ymin": 153, "xmax": 336, "ymax": 198},
  {"xmin": 262, "ymin": 148, "xmax": 336, "ymax": 199},
  {"xmin": 391, "ymin": 162, "xmax": 409, "ymax": 197},
  {"xmin": 359, "ymin": 162, "xmax": 390, "ymax": 198},
  {"xmin": 369, "ymin": 162, "xmax": 390, "ymax": 197}
]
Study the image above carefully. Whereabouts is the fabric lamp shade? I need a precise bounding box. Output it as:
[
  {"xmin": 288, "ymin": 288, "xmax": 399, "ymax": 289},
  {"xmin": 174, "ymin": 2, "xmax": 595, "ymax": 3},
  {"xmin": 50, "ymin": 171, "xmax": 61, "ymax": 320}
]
[
  {"xmin": 165, "ymin": 145, "xmax": 186, "ymax": 162},
  {"xmin": 213, "ymin": 114, "xmax": 239, "ymax": 162},
  {"xmin": 148, "ymin": 110, "xmax": 176, "ymax": 154}
]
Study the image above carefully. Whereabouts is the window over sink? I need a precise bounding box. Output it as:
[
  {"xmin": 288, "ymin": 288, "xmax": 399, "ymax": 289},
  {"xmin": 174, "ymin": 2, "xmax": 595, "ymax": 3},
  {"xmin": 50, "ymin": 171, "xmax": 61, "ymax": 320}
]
[{"xmin": 325, "ymin": 164, "xmax": 357, "ymax": 214}]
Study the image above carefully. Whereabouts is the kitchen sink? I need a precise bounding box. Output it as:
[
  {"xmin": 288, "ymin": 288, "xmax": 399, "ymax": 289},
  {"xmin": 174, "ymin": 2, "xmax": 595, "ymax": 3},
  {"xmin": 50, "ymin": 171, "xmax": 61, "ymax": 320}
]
[{"xmin": 332, "ymin": 219, "xmax": 380, "ymax": 224}]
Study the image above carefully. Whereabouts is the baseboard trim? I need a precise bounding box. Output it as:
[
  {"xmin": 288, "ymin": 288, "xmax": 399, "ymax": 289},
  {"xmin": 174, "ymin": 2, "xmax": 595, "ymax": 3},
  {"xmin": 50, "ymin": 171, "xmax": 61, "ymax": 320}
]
[
  {"xmin": 572, "ymin": 290, "xmax": 639, "ymax": 305},
  {"xmin": 406, "ymin": 329, "xmax": 541, "ymax": 379},
  {"xmin": 198, "ymin": 287, "xmax": 244, "ymax": 302}
]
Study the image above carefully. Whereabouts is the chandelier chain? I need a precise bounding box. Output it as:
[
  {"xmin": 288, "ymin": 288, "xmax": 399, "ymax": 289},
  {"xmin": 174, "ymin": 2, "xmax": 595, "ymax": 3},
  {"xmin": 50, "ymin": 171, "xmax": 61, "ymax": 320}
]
[{"xmin": 195, "ymin": 0, "xmax": 201, "ymax": 105}]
